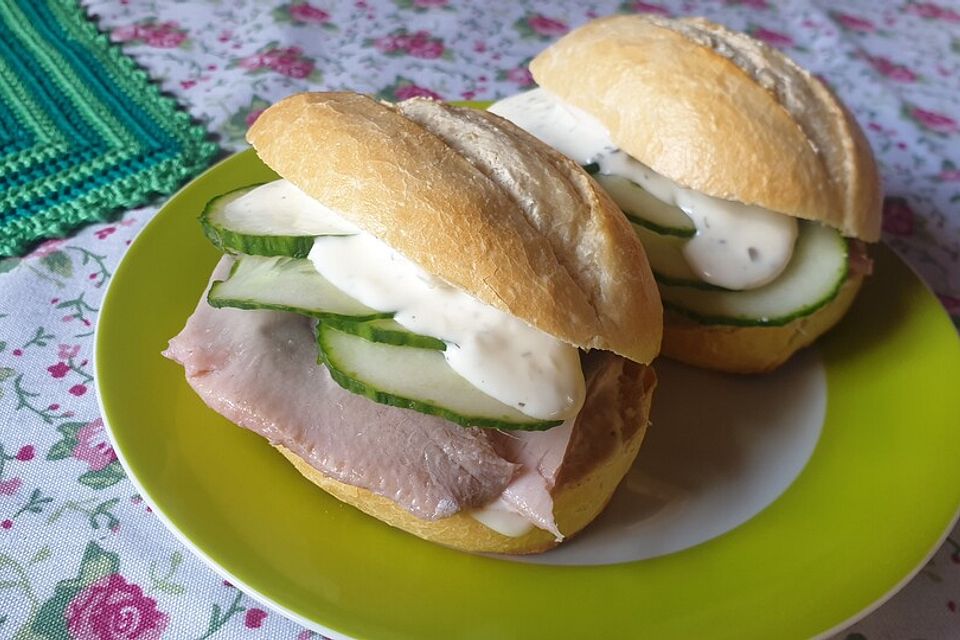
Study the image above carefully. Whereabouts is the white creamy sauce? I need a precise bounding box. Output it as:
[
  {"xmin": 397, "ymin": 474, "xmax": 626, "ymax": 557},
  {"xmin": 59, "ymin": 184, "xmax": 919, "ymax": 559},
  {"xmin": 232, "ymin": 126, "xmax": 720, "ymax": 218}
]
[
  {"xmin": 230, "ymin": 180, "xmax": 361, "ymax": 235},
  {"xmin": 307, "ymin": 234, "xmax": 585, "ymax": 421},
  {"xmin": 471, "ymin": 498, "xmax": 536, "ymax": 538},
  {"xmin": 489, "ymin": 89, "xmax": 798, "ymax": 290},
  {"xmin": 488, "ymin": 88, "xmax": 614, "ymax": 164},
  {"xmin": 600, "ymin": 153, "xmax": 798, "ymax": 290}
]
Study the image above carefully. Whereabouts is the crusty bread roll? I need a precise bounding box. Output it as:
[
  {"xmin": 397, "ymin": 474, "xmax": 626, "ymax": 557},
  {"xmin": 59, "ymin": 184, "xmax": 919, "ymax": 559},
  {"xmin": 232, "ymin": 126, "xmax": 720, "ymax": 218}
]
[
  {"xmin": 530, "ymin": 14, "xmax": 882, "ymax": 242},
  {"xmin": 247, "ymin": 92, "xmax": 662, "ymax": 364},
  {"xmin": 526, "ymin": 15, "xmax": 882, "ymax": 373},
  {"xmin": 278, "ymin": 355, "xmax": 656, "ymax": 554}
]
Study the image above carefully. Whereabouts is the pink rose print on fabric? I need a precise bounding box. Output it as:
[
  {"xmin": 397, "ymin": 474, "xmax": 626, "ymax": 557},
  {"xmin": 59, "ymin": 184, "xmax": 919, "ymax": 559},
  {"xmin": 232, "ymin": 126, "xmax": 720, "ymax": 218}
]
[
  {"xmin": 866, "ymin": 55, "xmax": 918, "ymax": 82},
  {"xmin": 15, "ymin": 445, "xmax": 34, "ymax": 461},
  {"xmin": 906, "ymin": 2, "xmax": 960, "ymax": 22},
  {"xmin": 111, "ymin": 21, "xmax": 188, "ymax": 49},
  {"xmin": 908, "ymin": 106, "xmax": 958, "ymax": 134},
  {"xmin": 59, "ymin": 344, "xmax": 80, "ymax": 360},
  {"xmin": 73, "ymin": 419, "xmax": 118, "ymax": 472},
  {"xmin": 831, "ymin": 12, "xmax": 875, "ymax": 32},
  {"xmin": 244, "ymin": 608, "xmax": 268, "ymax": 628},
  {"xmin": 110, "ymin": 25, "xmax": 139, "ymax": 42},
  {"xmin": 373, "ymin": 33, "xmax": 404, "ymax": 54},
  {"xmin": 621, "ymin": 1, "xmax": 671, "ymax": 15},
  {"xmin": 235, "ymin": 46, "xmax": 318, "ymax": 80},
  {"xmin": 528, "ymin": 14, "xmax": 568, "ymax": 37},
  {"xmin": 289, "ymin": 3, "xmax": 332, "ymax": 24},
  {"xmin": 373, "ymin": 30, "xmax": 446, "ymax": 59},
  {"xmin": 245, "ymin": 109, "xmax": 266, "ymax": 127},
  {"xmin": 0, "ymin": 477, "xmax": 22, "ymax": 495},
  {"xmin": 377, "ymin": 76, "xmax": 443, "ymax": 102},
  {"xmin": 748, "ymin": 26, "xmax": 794, "ymax": 48},
  {"xmin": 394, "ymin": 84, "xmax": 442, "ymax": 100},
  {"xmin": 504, "ymin": 66, "xmax": 534, "ymax": 86},
  {"xmin": 882, "ymin": 198, "xmax": 915, "ymax": 235},
  {"xmin": 66, "ymin": 573, "xmax": 168, "ymax": 640},
  {"xmin": 407, "ymin": 31, "xmax": 445, "ymax": 59},
  {"xmin": 47, "ymin": 362, "xmax": 70, "ymax": 379},
  {"xmin": 515, "ymin": 13, "xmax": 568, "ymax": 40}
]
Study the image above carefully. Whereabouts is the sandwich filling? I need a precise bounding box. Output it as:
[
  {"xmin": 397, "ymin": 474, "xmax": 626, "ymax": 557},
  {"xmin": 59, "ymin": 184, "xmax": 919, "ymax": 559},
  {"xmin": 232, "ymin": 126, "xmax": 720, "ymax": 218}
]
[
  {"xmin": 489, "ymin": 88, "xmax": 799, "ymax": 291},
  {"xmin": 169, "ymin": 179, "xmax": 601, "ymax": 539},
  {"xmin": 309, "ymin": 231, "xmax": 585, "ymax": 421}
]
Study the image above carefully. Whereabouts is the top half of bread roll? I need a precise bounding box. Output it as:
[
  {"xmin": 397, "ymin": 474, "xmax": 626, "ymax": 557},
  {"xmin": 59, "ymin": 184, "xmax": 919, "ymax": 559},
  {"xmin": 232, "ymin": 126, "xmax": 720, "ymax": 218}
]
[
  {"xmin": 246, "ymin": 92, "xmax": 662, "ymax": 364},
  {"xmin": 530, "ymin": 15, "xmax": 883, "ymax": 242}
]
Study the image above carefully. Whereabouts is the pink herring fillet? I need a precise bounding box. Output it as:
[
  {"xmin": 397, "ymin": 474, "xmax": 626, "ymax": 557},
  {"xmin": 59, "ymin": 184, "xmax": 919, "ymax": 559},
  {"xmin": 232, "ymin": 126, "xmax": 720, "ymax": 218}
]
[{"xmin": 163, "ymin": 258, "xmax": 572, "ymax": 528}]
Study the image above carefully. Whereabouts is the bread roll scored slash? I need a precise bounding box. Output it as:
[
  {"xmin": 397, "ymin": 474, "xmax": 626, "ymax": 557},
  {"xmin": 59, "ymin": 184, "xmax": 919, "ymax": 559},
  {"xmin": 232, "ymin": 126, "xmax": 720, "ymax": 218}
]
[
  {"xmin": 528, "ymin": 15, "xmax": 883, "ymax": 373},
  {"xmin": 245, "ymin": 92, "xmax": 663, "ymax": 553}
]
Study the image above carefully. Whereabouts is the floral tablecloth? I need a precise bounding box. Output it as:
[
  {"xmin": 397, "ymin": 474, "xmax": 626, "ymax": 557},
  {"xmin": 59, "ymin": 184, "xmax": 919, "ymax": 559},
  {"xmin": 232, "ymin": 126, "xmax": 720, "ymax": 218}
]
[{"xmin": 1, "ymin": 1, "xmax": 958, "ymax": 638}]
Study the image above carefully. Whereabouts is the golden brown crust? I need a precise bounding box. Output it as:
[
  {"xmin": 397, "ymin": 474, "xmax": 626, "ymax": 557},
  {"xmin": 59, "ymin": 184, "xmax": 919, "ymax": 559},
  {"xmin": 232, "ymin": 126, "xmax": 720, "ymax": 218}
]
[
  {"xmin": 661, "ymin": 274, "xmax": 863, "ymax": 373},
  {"xmin": 246, "ymin": 92, "xmax": 662, "ymax": 363},
  {"xmin": 276, "ymin": 357, "xmax": 657, "ymax": 554},
  {"xmin": 529, "ymin": 15, "xmax": 882, "ymax": 241}
]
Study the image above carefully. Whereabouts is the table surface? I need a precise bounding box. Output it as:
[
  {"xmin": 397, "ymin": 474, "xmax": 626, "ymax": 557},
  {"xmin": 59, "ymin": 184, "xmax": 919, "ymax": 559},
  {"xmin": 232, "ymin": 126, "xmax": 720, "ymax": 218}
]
[{"xmin": 1, "ymin": 1, "xmax": 959, "ymax": 638}]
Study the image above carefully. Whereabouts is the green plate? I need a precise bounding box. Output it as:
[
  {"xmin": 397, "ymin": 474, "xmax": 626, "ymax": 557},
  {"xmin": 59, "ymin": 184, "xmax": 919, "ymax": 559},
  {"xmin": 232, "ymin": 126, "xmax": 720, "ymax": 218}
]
[{"xmin": 96, "ymin": 148, "xmax": 960, "ymax": 639}]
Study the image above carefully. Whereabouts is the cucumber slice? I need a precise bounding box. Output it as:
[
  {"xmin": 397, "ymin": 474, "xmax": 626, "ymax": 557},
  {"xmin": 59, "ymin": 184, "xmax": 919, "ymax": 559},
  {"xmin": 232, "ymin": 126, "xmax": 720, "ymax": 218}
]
[
  {"xmin": 324, "ymin": 317, "xmax": 447, "ymax": 351},
  {"xmin": 208, "ymin": 255, "xmax": 388, "ymax": 321},
  {"xmin": 660, "ymin": 223, "xmax": 848, "ymax": 326},
  {"xmin": 316, "ymin": 325, "xmax": 561, "ymax": 430},
  {"xmin": 201, "ymin": 185, "xmax": 313, "ymax": 258},
  {"xmin": 200, "ymin": 182, "xmax": 356, "ymax": 258},
  {"xmin": 594, "ymin": 174, "xmax": 696, "ymax": 238},
  {"xmin": 631, "ymin": 222, "xmax": 720, "ymax": 289}
]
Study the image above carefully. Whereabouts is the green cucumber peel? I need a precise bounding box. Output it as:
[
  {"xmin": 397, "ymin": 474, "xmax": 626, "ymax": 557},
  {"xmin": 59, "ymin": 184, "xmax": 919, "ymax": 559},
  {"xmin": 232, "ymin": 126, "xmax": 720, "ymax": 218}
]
[
  {"xmin": 323, "ymin": 317, "xmax": 447, "ymax": 351},
  {"xmin": 660, "ymin": 225, "xmax": 850, "ymax": 327},
  {"xmin": 626, "ymin": 213, "xmax": 697, "ymax": 239},
  {"xmin": 199, "ymin": 184, "xmax": 332, "ymax": 258},
  {"xmin": 316, "ymin": 325, "xmax": 561, "ymax": 431}
]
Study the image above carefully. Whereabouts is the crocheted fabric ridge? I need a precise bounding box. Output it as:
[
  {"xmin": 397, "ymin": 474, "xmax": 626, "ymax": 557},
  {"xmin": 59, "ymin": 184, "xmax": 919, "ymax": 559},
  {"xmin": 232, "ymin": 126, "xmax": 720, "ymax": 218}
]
[{"xmin": 0, "ymin": 0, "xmax": 218, "ymax": 256}]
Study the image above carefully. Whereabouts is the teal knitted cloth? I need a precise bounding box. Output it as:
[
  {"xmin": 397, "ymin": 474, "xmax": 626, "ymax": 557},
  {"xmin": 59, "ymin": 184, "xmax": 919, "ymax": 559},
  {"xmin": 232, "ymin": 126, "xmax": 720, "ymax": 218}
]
[{"xmin": 0, "ymin": 0, "xmax": 217, "ymax": 257}]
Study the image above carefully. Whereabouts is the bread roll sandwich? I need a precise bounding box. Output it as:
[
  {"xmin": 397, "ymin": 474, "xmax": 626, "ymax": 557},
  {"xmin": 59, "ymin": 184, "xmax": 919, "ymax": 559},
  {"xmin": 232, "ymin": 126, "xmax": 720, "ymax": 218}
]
[
  {"xmin": 490, "ymin": 15, "xmax": 882, "ymax": 373},
  {"xmin": 164, "ymin": 92, "xmax": 663, "ymax": 554}
]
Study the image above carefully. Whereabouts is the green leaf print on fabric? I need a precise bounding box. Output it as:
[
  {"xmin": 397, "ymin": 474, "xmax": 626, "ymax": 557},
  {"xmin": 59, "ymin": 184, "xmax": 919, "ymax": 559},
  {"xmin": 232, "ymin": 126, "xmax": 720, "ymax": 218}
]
[
  {"xmin": 0, "ymin": 257, "xmax": 22, "ymax": 274},
  {"xmin": 195, "ymin": 589, "xmax": 245, "ymax": 640},
  {"xmin": 46, "ymin": 422, "xmax": 86, "ymax": 461},
  {"xmin": 77, "ymin": 461, "xmax": 125, "ymax": 490},
  {"xmin": 13, "ymin": 489, "xmax": 54, "ymax": 518},
  {"xmin": 148, "ymin": 551, "xmax": 186, "ymax": 596},
  {"xmin": 39, "ymin": 252, "xmax": 72, "ymax": 278},
  {"xmin": 47, "ymin": 498, "xmax": 121, "ymax": 531}
]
